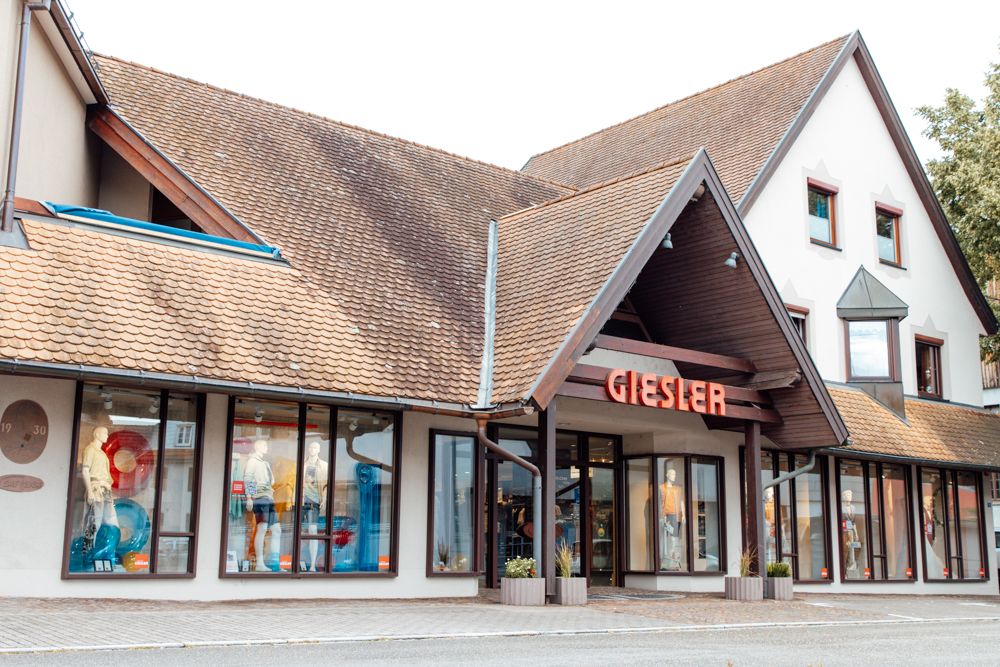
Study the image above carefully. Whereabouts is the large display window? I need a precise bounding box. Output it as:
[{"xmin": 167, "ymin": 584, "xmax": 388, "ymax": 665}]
[
  {"xmin": 836, "ymin": 459, "xmax": 915, "ymax": 581},
  {"xmin": 427, "ymin": 431, "xmax": 481, "ymax": 576},
  {"xmin": 625, "ymin": 455, "xmax": 725, "ymax": 575},
  {"xmin": 63, "ymin": 383, "xmax": 204, "ymax": 578},
  {"xmin": 221, "ymin": 398, "xmax": 400, "ymax": 576},
  {"xmin": 919, "ymin": 467, "xmax": 988, "ymax": 581}
]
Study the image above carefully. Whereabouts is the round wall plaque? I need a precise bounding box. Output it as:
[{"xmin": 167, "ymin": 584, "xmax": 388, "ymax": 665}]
[{"xmin": 0, "ymin": 400, "xmax": 49, "ymax": 464}]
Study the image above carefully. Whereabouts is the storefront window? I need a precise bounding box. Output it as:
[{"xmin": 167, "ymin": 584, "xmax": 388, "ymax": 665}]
[
  {"xmin": 920, "ymin": 467, "xmax": 986, "ymax": 580},
  {"xmin": 626, "ymin": 458, "xmax": 654, "ymax": 572},
  {"xmin": 650, "ymin": 455, "xmax": 724, "ymax": 574},
  {"xmin": 429, "ymin": 432, "xmax": 479, "ymax": 574},
  {"xmin": 838, "ymin": 460, "xmax": 913, "ymax": 581},
  {"xmin": 223, "ymin": 400, "xmax": 397, "ymax": 576},
  {"xmin": 66, "ymin": 384, "xmax": 203, "ymax": 576}
]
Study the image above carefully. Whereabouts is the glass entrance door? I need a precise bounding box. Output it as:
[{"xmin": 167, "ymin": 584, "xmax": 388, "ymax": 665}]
[{"xmin": 589, "ymin": 467, "xmax": 617, "ymax": 586}]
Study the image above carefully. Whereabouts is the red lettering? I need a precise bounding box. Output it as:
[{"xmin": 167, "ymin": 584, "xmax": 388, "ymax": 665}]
[
  {"xmin": 628, "ymin": 370, "xmax": 639, "ymax": 405},
  {"xmin": 707, "ymin": 383, "xmax": 726, "ymax": 416},
  {"xmin": 639, "ymin": 373, "xmax": 658, "ymax": 407},
  {"xmin": 658, "ymin": 376, "xmax": 675, "ymax": 409},
  {"xmin": 605, "ymin": 369, "xmax": 627, "ymax": 403},
  {"xmin": 689, "ymin": 381, "xmax": 707, "ymax": 413},
  {"xmin": 676, "ymin": 377, "xmax": 688, "ymax": 411}
]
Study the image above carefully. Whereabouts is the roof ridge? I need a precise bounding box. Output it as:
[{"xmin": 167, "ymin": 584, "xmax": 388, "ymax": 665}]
[
  {"xmin": 523, "ymin": 34, "xmax": 851, "ymax": 165},
  {"xmin": 93, "ymin": 53, "xmax": 577, "ymax": 194},
  {"xmin": 500, "ymin": 152, "xmax": 697, "ymax": 221}
]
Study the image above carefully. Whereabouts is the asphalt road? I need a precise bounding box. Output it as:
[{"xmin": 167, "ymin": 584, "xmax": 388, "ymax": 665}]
[{"xmin": 2, "ymin": 621, "xmax": 999, "ymax": 667}]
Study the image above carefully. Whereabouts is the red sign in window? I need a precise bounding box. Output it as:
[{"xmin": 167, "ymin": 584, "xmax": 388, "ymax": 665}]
[
  {"xmin": 842, "ymin": 520, "xmax": 847, "ymax": 530},
  {"xmin": 981, "ymin": 568, "xmax": 985, "ymax": 578},
  {"xmin": 279, "ymin": 555, "xmax": 292, "ymax": 570},
  {"xmin": 232, "ymin": 481, "xmax": 244, "ymax": 495},
  {"xmin": 821, "ymin": 568, "xmax": 828, "ymax": 579},
  {"xmin": 864, "ymin": 567, "xmax": 870, "ymax": 578},
  {"xmin": 379, "ymin": 556, "xmax": 390, "ymax": 569},
  {"xmin": 906, "ymin": 568, "xmax": 912, "ymax": 578},
  {"xmin": 943, "ymin": 567, "xmax": 949, "ymax": 577},
  {"xmin": 134, "ymin": 554, "xmax": 149, "ymax": 569}
]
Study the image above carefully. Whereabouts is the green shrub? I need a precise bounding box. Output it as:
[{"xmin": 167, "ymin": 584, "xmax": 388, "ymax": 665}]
[
  {"xmin": 767, "ymin": 561, "xmax": 792, "ymax": 578},
  {"xmin": 505, "ymin": 557, "xmax": 537, "ymax": 578}
]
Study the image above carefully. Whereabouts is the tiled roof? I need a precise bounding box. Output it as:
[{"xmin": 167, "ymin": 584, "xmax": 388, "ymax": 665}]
[
  {"xmin": 492, "ymin": 157, "xmax": 693, "ymax": 404},
  {"xmin": 0, "ymin": 218, "xmax": 384, "ymax": 391},
  {"xmin": 830, "ymin": 385, "xmax": 1000, "ymax": 469},
  {"xmin": 92, "ymin": 55, "xmax": 571, "ymax": 405},
  {"xmin": 522, "ymin": 36, "xmax": 849, "ymax": 199}
]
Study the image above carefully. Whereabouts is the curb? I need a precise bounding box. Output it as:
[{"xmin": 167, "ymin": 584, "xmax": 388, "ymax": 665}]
[{"xmin": 2, "ymin": 616, "xmax": 999, "ymax": 654}]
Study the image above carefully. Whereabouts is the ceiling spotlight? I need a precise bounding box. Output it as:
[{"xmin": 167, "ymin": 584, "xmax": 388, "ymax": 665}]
[
  {"xmin": 149, "ymin": 397, "xmax": 160, "ymax": 414},
  {"xmin": 724, "ymin": 252, "xmax": 740, "ymax": 268},
  {"xmin": 349, "ymin": 419, "xmax": 358, "ymax": 432},
  {"xmin": 102, "ymin": 393, "xmax": 112, "ymax": 411},
  {"xmin": 660, "ymin": 233, "xmax": 673, "ymax": 250},
  {"xmin": 254, "ymin": 408, "xmax": 264, "ymax": 423},
  {"xmin": 373, "ymin": 417, "xmax": 380, "ymax": 426}
]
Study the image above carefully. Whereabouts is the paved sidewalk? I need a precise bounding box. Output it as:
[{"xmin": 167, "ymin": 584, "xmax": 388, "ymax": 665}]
[{"xmin": 2, "ymin": 589, "xmax": 1000, "ymax": 654}]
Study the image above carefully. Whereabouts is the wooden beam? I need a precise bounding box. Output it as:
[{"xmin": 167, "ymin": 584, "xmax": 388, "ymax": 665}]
[
  {"xmin": 714, "ymin": 369, "xmax": 802, "ymax": 391},
  {"xmin": 87, "ymin": 106, "xmax": 259, "ymax": 245},
  {"xmin": 594, "ymin": 334, "xmax": 756, "ymax": 374},
  {"xmin": 555, "ymin": 381, "xmax": 781, "ymax": 423},
  {"xmin": 567, "ymin": 364, "xmax": 772, "ymax": 405},
  {"xmin": 744, "ymin": 420, "xmax": 766, "ymax": 577}
]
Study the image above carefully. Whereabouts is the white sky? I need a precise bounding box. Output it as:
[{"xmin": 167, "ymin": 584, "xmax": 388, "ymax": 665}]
[{"xmin": 68, "ymin": 0, "xmax": 999, "ymax": 173}]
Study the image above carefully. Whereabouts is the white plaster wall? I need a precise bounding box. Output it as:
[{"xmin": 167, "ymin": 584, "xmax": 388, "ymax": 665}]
[
  {"xmin": 0, "ymin": 3, "xmax": 100, "ymax": 209},
  {"xmin": 97, "ymin": 143, "xmax": 152, "ymax": 221},
  {"xmin": 743, "ymin": 56, "xmax": 985, "ymax": 406}
]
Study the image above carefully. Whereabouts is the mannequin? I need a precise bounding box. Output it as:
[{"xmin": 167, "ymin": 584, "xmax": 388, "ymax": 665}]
[
  {"xmin": 81, "ymin": 426, "xmax": 120, "ymax": 535},
  {"xmin": 302, "ymin": 440, "xmax": 329, "ymax": 571},
  {"xmin": 922, "ymin": 494, "xmax": 946, "ymax": 574},
  {"xmin": 244, "ymin": 439, "xmax": 280, "ymax": 571},
  {"xmin": 842, "ymin": 489, "xmax": 860, "ymax": 573},
  {"xmin": 763, "ymin": 487, "xmax": 777, "ymax": 562},
  {"xmin": 659, "ymin": 466, "xmax": 685, "ymax": 569}
]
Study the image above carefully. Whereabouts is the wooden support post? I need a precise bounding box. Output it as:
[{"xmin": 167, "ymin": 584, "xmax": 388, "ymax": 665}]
[
  {"xmin": 744, "ymin": 420, "xmax": 766, "ymax": 577},
  {"xmin": 539, "ymin": 404, "xmax": 557, "ymax": 597}
]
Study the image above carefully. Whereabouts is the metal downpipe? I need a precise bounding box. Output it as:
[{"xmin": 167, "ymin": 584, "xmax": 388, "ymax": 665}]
[
  {"xmin": 762, "ymin": 450, "xmax": 817, "ymax": 491},
  {"xmin": 475, "ymin": 415, "xmax": 542, "ymax": 577}
]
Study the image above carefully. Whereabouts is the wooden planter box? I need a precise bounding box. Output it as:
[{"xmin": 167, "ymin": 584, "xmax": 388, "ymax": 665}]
[
  {"xmin": 766, "ymin": 577, "xmax": 793, "ymax": 601},
  {"xmin": 552, "ymin": 577, "xmax": 587, "ymax": 606},
  {"xmin": 500, "ymin": 577, "xmax": 546, "ymax": 606},
  {"xmin": 724, "ymin": 576, "xmax": 763, "ymax": 601}
]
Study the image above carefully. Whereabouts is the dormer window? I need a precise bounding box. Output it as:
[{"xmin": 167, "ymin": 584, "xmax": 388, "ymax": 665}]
[
  {"xmin": 807, "ymin": 178, "xmax": 838, "ymax": 248},
  {"xmin": 847, "ymin": 320, "xmax": 895, "ymax": 381}
]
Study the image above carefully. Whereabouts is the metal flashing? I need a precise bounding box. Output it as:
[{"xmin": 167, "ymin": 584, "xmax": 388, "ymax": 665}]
[
  {"xmin": 0, "ymin": 219, "xmax": 30, "ymax": 250},
  {"xmin": 836, "ymin": 266, "xmax": 908, "ymax": 319}
]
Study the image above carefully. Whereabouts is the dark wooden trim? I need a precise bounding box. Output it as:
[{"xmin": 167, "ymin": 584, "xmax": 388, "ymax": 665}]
[
  {"xmin": 593, "ymin": 335, "xmax": 756, "ymax": 374},
  {"xmin": 540, "ymin": 406, "xmax": 557, "ymax": 595},
  {"xmin": 148, "ymin": 388, "xmax": 169, "ymax": 573},
  {"xmin": 713, "ymin": 369, "xmax": 802, "ymax": 391},
  {"xmin": 86, "ymin": 106, "xmax": 260, "ymax": 245},
  {"xmin": 554, "ymin": 381, "xmax": 782, "ymax": 423},
  {"xmin": 60, "ymin": 381, "xmax": 85, "ymax": 581},
  {"xmin": 292, "ymin": 403, "xmax": 307, "ymax": 573},
  {"xmin": 47, "ymin": 1, "xmax": 110, "ymax": 105},
  {"xmin": 427, "ymin": 429, "xmax": 482, "ymax": 578},
  {"xmin": 390, "ymin": 409, "xmax": 403, "ymax": 576},
  {"xmin": 744, "ymin": 422, "xmax": 765, "ymax": 576},
  {"xmin": 807, "ymin": 177, "xmax": 840, "ymax": 195},
  {"xmin": 566, "ymin": 363, "xmax": 772, "ymax": 404},
  {"xmin": 785, "ymin": 304, "xmax": 810, "ymax": 316},
  {"xmin": 875, "ymin": 202, "xmax": 904, "ymax": 218},
  {"xmin": 915, "ymin": 334, "xmax": 945, "ymax": 346},
  {"xmin": 219, "ymin": 395, "xmax": 236, "ymax": 579},
  {"xmin": 188, "ymin": 393, "xmax": 207, "ymax": 577}
]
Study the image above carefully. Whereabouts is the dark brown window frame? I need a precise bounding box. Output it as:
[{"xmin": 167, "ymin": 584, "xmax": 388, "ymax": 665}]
[
  {"xmin": 61, "ymin": 381, "xmax": 207, "ymax": 580},
  {"xmin": 807, "ymin": 178, "xmax": 839, "ymax": 249},
  {"xmin": 219, "ymin": 397, "xmax": 402, "ymax": 579},
  {"xmin": 785, "ymin": 303, "xmax": 809, "ymax": 347},
  {"xmin": 834, "ymin": 457, "xmax": 917, "ymax": 583},
  {"xmin": 875, "ymin": 202, "xmax": 904, "ymax": 268},
  {"xmin": 426, "ymin": 429, "xmax": 483, "ymax": 578},
  {"xmin": 627, "ymin": 454, "xmax": 727, "ymax": 577},
  {"xmin": 915, "ymin": 334, "xmax": 944, "ymax": 399},
  {"xmin": 917, "ymin": 465, "xmax": 990, "ymax": 583},
  {"xmin": 738, "ymin": 448, "xmax": 833, "ymax": 583},
  {"xmin": 845, "ymin": 317, "xmax": 901, "ymax": 382}
]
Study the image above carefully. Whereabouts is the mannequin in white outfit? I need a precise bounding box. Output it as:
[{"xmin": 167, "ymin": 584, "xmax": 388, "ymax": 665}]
[{"xmin": 244, "ymin": 439, "xmax": 280, "ymax": 571}]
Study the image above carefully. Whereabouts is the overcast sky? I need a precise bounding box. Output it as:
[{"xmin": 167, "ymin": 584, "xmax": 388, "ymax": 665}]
[{"xmin": 68, "ymin": 0, "xmax": 999, "ymax": 173}]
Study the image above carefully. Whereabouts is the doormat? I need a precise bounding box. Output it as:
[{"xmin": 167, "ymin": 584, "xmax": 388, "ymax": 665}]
[{"xmin": 587, "ymin": 593, "xmax": 685, "ymax": 601}]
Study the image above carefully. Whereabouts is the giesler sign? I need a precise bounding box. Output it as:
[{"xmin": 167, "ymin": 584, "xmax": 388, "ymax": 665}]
[{"xmin": 604, "ymin": 369, "xmax": 726, "ymax": 416}]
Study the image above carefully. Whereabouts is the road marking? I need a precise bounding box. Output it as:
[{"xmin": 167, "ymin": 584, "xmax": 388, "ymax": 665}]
[
  {"xmin": 958, "ymin": 603, "xmax": 993, "ymax": 607},
  {"xmin": 806, "ymin": 603, "xmax": 834, "ymax": 607},
  {"xmin": 886, "ymin": 614, "xmax": 923, "ymax": 620}
]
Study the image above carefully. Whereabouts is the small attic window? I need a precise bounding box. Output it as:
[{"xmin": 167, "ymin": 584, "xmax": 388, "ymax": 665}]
[{"xmin": 152, "ymin": 188, "xmax": 202, "ymax": 234}]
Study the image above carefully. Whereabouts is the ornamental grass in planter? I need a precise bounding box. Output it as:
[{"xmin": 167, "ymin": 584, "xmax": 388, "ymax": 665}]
[
  {"xmin": 500, "ymin": 557, "xmax": 545, "ymax": 606},
  {"xmin": 724, "ymin": 547, "xmax": 763, "ymax": 602},
  {"xmin": 552, "ymin": 544, "xmax": 586, "ymax": 606},
  {"xmin": 765, "ymin": 561, "xmax": 793, "ymax": 601}
]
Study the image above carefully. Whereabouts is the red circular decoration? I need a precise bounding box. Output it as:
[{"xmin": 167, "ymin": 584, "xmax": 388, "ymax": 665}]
[
  {"xmin": 233, "ymin": 437, "xmax": 253, "ymax": 455},
  {"xmin": 103, "ymin": 430, "xmax": 154, "ymax": 496}
]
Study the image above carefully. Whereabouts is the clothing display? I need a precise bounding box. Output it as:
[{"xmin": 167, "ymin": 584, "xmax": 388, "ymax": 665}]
[{"xmin": 243, "ymin": 453, "xmax": 274, "ymax": 499}]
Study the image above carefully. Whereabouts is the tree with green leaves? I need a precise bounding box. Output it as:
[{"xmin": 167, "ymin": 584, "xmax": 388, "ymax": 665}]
[{"xmin": 918, "ymin": 47, "xmax": 1000, "ymax": 359}]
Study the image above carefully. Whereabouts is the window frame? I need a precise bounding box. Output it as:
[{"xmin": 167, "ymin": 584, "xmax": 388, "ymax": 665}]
[
  {"xmin": 635, "ymin": 454, "xmax": 727, "ymax": 577},
  {"xmin": 834, "ymin": 457, "xmax": 917, "ymax": 583},
  {"xmin": 875, "ymin": 202, "xmax": 904, "ymax": 267},
  {"xmin": 990, "ymin": 472, "xmax": 1000, "ymax": 501},
  {"xmin": 426, "ymin": 429, "xmax": 483, "ymax": 578},
  {"xmin": 807, "ymin": 178, "xmax": 839, "ymax": 249},
  {"xmin": 218, "ymin": 397, "xmax": 403, "ymax": 579},
  {"xmin": 917, "ymin": 466, "xmax": 990, "ymax": 583},
  {"xmin": 61, "ymin": 381, "xmax": 207, "ymax": 580},
  {"xmin": 915, "ymin": 335, "xmax": 944, "ymax": 399},
  {"xmin": 786, "ymin": 303, "xmax": 809, "ymax": 347},
  {"xmin": 845, "ymin": 318, "xmax": 900, "ymax": 382}
]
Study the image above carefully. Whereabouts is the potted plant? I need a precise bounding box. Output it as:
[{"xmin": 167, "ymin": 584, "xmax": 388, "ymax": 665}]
[
  {"xmin": 552, "ymin": 544, "xmax": 586, "ymax": 605},
  {"xmin": 766, "ymin": 561, "xmax": 793, "ymax": 600},
  {"xmin": 724, "ymin": 547, "xmax": 763, "ymax": 601},
  {"xmin": 435, "ymin": 539, "xmax": 450, "ymax": 572},
  {"xmin": 500, "ymin": 556, "xmax": 545, "ymax": 606}
]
